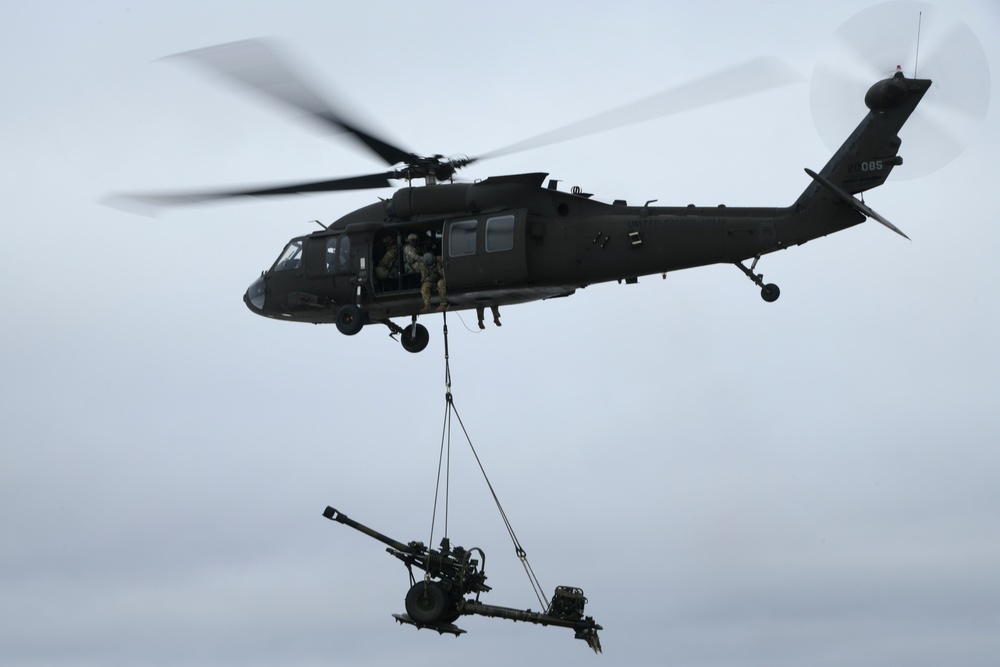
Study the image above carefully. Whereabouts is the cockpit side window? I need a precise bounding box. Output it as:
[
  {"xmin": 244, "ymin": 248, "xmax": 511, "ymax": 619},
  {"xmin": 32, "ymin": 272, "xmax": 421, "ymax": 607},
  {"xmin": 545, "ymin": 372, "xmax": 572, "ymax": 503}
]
[
  {"xmin": 318, "ymin": 235, "xmax": 353, "ymax": 274},
  {"xmin": 338, "ymin": 236, "xmax": 352, "ymax": 272},
  {"xmin": 325, "ymin": 237, "xmax": 338, "ymax": 273},
  {"xmin": 274, "ymin": 239, "xmax": 303, "ymax": 271}
]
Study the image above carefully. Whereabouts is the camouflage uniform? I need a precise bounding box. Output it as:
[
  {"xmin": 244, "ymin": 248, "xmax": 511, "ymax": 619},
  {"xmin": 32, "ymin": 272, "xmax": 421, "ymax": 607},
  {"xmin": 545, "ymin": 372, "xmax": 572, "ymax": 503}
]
[
  {"xmin": 375, "ymin": 236, "xmax": 398, "ymax": 281},
  {"xmin": 421, "ymin": 252, "xmax": 447, "ymax": 312},
  {"xmin": 402, "ymin": 234, "xmax": 424, "ymax": 275}
]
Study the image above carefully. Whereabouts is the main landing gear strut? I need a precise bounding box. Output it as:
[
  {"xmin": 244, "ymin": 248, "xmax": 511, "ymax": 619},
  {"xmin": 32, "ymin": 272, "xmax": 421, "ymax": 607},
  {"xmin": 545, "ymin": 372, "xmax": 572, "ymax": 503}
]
[
  {"xmin": 735, "ymin": 255, "xmax": 780, "ymax": 303},
  {"xmin": 383, "ymin": 316, "xmax": 430, "ymax": 353}
]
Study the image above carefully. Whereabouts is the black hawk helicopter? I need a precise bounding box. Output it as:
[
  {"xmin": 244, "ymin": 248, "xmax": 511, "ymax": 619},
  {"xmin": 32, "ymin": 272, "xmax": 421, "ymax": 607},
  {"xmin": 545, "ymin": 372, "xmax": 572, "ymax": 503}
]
[{"xmin": 120, "ymin": 40, "xmax": 932, "ymax": 353}]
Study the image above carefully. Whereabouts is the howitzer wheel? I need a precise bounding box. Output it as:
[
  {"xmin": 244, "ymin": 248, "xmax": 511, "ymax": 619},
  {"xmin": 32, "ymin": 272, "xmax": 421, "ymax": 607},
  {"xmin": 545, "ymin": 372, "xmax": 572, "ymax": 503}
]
[{"xmin": 405, "ymin": 581, "xmax": 454, "ymax": 624}]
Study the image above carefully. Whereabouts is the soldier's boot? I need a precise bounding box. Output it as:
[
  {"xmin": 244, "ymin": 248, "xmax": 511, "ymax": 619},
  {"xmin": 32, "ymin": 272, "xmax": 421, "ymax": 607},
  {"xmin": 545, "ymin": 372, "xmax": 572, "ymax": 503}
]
[
  {"xmin": 491, "ymin": 305, "xmax": 501, "ymax": 327},
  {"xmin": 476, "ymin": 306, "xmax": 485, "ymax": 329}
]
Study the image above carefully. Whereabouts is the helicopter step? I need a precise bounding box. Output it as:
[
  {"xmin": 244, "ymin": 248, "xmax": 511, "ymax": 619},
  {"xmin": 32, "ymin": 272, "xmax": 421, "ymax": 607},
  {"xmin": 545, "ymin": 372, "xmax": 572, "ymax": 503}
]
[{"xmin": 735, "ymin": 255, "xmax": 780, "ymax": 303}]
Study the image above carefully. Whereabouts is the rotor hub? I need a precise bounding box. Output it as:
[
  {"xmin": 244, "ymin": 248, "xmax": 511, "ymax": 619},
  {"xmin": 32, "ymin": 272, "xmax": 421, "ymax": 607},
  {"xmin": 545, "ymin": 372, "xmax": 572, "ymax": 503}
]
[{"xmin": 864, "ymin": 69, "xmax": 910, "ymax": 111}]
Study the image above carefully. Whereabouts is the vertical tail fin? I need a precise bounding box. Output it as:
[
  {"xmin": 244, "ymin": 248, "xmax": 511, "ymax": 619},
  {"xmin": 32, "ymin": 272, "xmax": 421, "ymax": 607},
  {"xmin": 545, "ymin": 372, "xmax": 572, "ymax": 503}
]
[
  {"xmin": 813, "ymin": 71, "xmax": 931, "ymax": 195},
  {"xmin": 782, "ymin": 72, "xmax": 931, "ymax": 246}
]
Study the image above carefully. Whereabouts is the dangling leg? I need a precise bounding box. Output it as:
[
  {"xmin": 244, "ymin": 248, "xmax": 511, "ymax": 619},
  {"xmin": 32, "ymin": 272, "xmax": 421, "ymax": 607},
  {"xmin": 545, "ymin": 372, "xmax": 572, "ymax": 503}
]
[
  {"xmin": 476, "ymin": 306, "xmax": 485, "ymax": 330},
  {"xmin": 491, "ymin": 305, "xmax": 501, "ymax": 327},
  {"xmin": 421, "ymin": 281, "xmax": 433, "ymax": 312},
  {"xmin": 436, "ymin": 279, "xmax": 448, "ymax": 312}
]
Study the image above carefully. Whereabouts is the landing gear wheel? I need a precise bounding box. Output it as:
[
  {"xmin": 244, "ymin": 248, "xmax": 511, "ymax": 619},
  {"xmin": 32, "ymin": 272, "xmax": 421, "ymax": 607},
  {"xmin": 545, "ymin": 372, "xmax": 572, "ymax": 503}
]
[
  {"xmin": 401, "ymin": 323, "xmax": 429, "ymax": 353},
  {"xmin": 335, "ymin": 305, "xmax": 364, "ymax": 336},
  {"xmin": 405, "ymin": 581, "xmax": 449, "ymax": 624},
  {"xmin": 735, "ymin": 259, "xmax": 781, "ymax": 304}
]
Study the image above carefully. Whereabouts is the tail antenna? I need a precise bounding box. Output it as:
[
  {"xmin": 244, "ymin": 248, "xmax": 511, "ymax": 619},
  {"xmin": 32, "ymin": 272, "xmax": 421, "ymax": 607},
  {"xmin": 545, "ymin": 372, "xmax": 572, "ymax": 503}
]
[{"xmin": 914, "ymin": 11, "xmax": 923, "ymax": 77}]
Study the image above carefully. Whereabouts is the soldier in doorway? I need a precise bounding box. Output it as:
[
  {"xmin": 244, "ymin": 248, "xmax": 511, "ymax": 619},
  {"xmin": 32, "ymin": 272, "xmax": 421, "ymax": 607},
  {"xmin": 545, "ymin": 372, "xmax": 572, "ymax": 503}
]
[
  {"xmin": 421, "ymin": 251, "xmax": 447, "ymax": 312},
  {"xmin": 375, "ymin": 234, "xmax": 398, "ymax": 282},
  {"xmin": 402, "ymin": 233, "xmax": 424, "ymax": 275}
]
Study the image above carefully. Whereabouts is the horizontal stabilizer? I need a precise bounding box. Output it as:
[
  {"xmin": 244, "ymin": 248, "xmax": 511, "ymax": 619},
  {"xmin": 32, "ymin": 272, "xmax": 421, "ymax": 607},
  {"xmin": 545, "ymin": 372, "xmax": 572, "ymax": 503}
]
[{"xmin": 804, "ymin": 168, "xmax": 909, "ymax": 240}]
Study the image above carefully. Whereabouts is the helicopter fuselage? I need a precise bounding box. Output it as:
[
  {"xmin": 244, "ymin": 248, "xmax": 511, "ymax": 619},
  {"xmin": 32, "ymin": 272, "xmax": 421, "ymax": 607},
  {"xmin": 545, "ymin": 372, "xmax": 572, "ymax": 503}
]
[{"xmin": 243, "ymin": 172, "xmax": 855, "ymax": 326}]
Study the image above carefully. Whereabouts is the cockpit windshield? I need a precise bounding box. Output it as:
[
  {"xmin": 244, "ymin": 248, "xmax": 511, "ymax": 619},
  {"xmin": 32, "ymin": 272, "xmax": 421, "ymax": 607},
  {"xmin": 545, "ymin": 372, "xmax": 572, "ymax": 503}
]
[{"xmin": 274, "ymin": 239, "xmax": 303, "ymax": 271}]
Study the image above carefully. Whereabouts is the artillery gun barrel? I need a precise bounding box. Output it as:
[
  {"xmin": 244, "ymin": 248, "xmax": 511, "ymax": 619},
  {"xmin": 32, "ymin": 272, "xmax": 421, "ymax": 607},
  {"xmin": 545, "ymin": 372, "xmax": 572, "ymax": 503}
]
[{"xmin": 323, "ymin": 506, "xmax": 412, "ymax": 554}]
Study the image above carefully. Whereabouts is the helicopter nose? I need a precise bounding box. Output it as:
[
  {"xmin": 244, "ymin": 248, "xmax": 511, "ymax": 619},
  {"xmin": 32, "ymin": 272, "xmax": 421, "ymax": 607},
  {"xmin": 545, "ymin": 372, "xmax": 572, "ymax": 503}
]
[{"xmin": 245, "ymin": 274, "xmax": 266, "ymax": 313}]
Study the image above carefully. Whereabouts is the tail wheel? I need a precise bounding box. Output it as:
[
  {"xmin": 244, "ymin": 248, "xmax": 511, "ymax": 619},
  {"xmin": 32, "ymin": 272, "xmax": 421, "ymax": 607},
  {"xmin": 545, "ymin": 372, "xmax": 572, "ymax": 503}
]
[
  {"xmin": 401, "ymin": 323, "xmax": 429, "ymax": 353},
  {"xmin": 405, "ymin": 581, "xmax": 450, "ymax": 624},
  {"xmin": 735, "ymin": 259, "xmax": 780, "ymax": 303},
  {"xmin": 335, "ymin": 304, "xmax": 364, "ymax": 336}
]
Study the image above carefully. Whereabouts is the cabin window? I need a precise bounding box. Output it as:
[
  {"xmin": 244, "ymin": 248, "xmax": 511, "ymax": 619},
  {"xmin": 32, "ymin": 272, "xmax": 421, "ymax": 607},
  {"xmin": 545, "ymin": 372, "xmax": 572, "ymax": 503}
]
[
  {"xmin": 274, "ymin": 239, "xmax": 303, "ymax": 271},
  {"xmin": 485, "ymin": 215, "xmax": 515, "ymax": 252},
  {"xmin": 449, "ymin": 220, "xmax": 477, "ymax": 257}
]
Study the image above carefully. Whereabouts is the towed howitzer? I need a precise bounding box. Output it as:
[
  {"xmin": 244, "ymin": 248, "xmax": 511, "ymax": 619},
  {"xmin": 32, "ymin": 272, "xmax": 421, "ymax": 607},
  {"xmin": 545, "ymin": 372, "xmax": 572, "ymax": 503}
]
[{"xmin": 323, "ymin": 506, "xmax": 603, "ymax": 653}]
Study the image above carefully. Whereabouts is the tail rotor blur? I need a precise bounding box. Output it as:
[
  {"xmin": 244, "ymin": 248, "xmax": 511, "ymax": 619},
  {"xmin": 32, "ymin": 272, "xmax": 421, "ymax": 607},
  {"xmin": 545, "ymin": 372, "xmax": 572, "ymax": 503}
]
[{"xmin": 810, "ymin": 1, "xmax": 990, "ymax": 179}]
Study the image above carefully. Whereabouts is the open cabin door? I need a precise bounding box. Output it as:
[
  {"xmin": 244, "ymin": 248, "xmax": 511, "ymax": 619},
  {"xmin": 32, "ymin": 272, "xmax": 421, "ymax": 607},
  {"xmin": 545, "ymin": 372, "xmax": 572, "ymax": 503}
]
[{"xmin": 443, "ymin": 211, "xmax": 528, "ymax": 289}]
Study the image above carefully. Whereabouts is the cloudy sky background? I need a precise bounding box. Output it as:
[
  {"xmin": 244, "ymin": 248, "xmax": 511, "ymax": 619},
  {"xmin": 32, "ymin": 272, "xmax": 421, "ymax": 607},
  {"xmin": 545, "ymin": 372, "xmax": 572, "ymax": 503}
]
[{"xmin": 3, "ymin": 1, "xmax": 998, "ymax": 665}]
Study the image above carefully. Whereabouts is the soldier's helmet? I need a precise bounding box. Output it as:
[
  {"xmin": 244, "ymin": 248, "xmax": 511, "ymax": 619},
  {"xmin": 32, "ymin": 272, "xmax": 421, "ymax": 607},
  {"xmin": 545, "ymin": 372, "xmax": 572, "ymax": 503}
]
[{"xmin": 406, "ymin": 233, "xmax": 419, "ymax": 243}]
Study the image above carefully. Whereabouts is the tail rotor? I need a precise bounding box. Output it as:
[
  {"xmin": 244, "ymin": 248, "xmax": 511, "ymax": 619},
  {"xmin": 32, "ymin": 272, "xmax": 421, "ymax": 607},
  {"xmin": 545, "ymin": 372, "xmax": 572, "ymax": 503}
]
[{"xmin": 810, "ymin": 1, "xmax": 990, "ymax": 179}]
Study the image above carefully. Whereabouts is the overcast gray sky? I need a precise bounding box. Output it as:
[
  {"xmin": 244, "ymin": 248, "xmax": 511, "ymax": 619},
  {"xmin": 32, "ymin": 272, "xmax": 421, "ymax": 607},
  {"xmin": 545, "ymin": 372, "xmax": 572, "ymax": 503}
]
[{"xmin": 2, "ymin": 1, "xmax": 999, "ymax": 666}]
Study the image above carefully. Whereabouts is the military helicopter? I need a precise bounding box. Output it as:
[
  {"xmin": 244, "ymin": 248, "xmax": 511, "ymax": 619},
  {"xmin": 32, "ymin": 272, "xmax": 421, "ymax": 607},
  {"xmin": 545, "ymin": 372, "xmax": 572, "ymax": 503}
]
[{"xmin": 120, "ymin": 39, "xmax": 934, "ymax": 353}]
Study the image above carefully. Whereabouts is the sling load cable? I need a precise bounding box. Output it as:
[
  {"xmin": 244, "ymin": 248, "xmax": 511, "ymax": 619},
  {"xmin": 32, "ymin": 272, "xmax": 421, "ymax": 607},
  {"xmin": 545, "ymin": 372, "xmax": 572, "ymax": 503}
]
[
  {"xmin": 427, "ymin": 316, "xmax": 453, "ymax": 548},
  {"xmin": 426, "ymin": 313, "xmax": 549, "ymax": 611}
]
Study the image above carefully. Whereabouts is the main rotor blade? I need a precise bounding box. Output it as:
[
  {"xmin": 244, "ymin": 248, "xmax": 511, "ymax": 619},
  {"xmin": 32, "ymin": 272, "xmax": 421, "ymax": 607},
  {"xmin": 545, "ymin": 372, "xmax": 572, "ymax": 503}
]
[
  {"xmin": 478, "ymin": 57, "xmax": 803, "ymax": 160},
  {"xmin": 109, "ymin": 172, "xmax": 394, "ymax": 210},
  {"xmin": 172, "ymin": 39, "xmax": 417, "ymax": 167}
]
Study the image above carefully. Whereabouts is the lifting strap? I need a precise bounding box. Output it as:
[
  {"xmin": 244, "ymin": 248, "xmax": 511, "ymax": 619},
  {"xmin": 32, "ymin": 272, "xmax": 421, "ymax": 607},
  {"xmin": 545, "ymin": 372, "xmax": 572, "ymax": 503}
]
[{"xmin": 427, "ymin": 314, "xmax": 549, "ymax": 611}]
